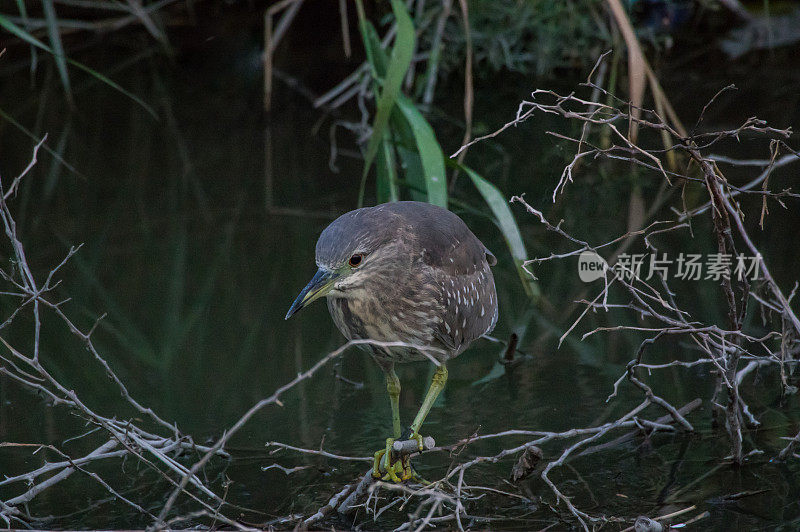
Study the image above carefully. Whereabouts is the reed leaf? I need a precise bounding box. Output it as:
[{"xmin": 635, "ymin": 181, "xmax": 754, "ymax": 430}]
[
  {"xmin": 0, "ymin": 106, "xmax": 81, "ymax": 176},
  {"xmin": 375, "ymin": 133, "xmax": 399, "ymax": 203},
  {"xmin": 0, "ymin": 14, "xmax": 157, "ymax": 118},
  {"xmin": 395, "ymin": 96, "xmax": 447, "ymax": 208},
  {"xmin": 459, "ymin": 164, "xmax": 538, "ymax": 298},
  {"xmin": 357, "ymin": 7, "xmax": 388, "ymax": 78},
  {"xmin": 41, "ymin": 0, "xmax": 71, "ymax": 101},
  {"xmin": 356, "ymin": 0, "xmax": 415, "ymax": 206},
  {"xmin": 392, "ymin": 117, "xmax": 427, "ymax": 203}
]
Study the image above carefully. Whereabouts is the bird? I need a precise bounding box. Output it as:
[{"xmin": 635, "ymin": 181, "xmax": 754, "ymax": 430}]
[{"xmin": 285, "ymin": 201, "xmax": 498, "ymax": 482}]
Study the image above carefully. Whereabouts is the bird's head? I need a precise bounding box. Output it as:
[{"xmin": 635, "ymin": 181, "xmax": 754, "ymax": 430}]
[{"xmin": 285, "ymin": 206, "xmax": 401, "ymax": 320}]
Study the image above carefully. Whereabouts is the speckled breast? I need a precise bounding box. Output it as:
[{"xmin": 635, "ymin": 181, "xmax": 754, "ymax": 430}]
[{"xmin": 326, "ymin": 296, "xmax": 443, "ymax": 364}]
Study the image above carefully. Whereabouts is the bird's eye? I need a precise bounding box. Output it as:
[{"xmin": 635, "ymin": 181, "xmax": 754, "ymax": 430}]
[{"xmin": 348, "ymin": 254, "xmax": 363, "ymax": 268}]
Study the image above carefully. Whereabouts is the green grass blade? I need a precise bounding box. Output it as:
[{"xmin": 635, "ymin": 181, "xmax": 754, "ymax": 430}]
[
  {"xmin": 353, "ymin": 10, "xmax": 387, "ymax": 204},
  {"xmin": 0, "ymin": 14, "xmax": 53, "ymax": 51},
  {"xmin": 0, "ymin": 106, "xmax": 82, "ymax": 177},
  {"xmin": 395, "ymin": 144, "xmax": 427, "ymax": 202},
  {"xmin": 41, "ymin": 0, "xmax": 71, "ymax": 100},
  {"xmin": 68, "ymin": 58, "xmax": 157, "ymax": 118},
  {"xmin": 354, "ymin": 0, "xmax": 447, "ymax": 208},
  {"xmin": 459, "ymin": 164, "xmax": 539, "ymax": 298},
  {"xmin": 0, "ymin": 14, "xmax": 157, "ymax": 118},
  {"xmin": 389, "ymin": 107, "xmax": 426, "ymax": 202},
  {"xmin": 356, "ymin": 11, "xmax": 388, "ymax": 79},
  {"xmin": 14, "ymin": 0, "xmax": 38, "ymax": 72},
  {"xmin": 356, "ymin": 0, "xmax": 415, "ymax": 206},
  {"xmin": 395, "ymin": 96, "xmax": 447, "ymax": 208},
  {"xmin": 44, "ymin": 120, "xmax": 72, "ymax": 200},
  {"xmin": 376, "ymin": 133, "xmax": 399, "ymax": 203}
]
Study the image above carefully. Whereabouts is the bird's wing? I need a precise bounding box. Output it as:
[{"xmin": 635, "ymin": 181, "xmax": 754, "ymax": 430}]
[
  {"xmin": 385, "ymin": 201, "xmax": 499, "ymax": 353},
  {"xmin": 429, "ymin": 259, "xmax": 498, "ymax": 355}
]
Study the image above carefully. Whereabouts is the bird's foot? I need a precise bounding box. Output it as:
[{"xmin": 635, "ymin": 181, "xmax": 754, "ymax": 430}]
[
  {"xmin": 372, "ymin": 438, "xmax": 400, "ymax": 482},
  {"xmin": 403, "ymin": 431, "xmax": 431, "ymax": 484},
  {"xmin": 410, "ymin": 431, "xmax": 425, "ymax": 451},
  {"xmin": 372, "ymin": 438, "xmax": 419, "ymax": 483}
]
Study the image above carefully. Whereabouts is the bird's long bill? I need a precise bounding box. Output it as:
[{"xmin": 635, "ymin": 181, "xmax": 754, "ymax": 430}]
[{"xmin": 285, "ymin": 268, "xmax": 338, "ymax": 320}]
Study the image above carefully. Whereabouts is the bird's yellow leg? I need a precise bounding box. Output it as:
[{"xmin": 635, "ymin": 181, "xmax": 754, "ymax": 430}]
[
  {"xmin": 387, "ymin": 369, "xmax": 402, "ymax": 439},
  {"xmin": 372, "ymin": 438, "xmax": 403, "ymax": 482},
  {"xmin": 409, "ymin": 365, "xmax": 448, "ymax": 450},
  {"xmin": 373, "ymin": 369, "xmax": 403, "ymax": 480}
]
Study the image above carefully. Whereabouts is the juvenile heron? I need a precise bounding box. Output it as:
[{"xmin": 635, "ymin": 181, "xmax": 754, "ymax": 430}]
[{"xmin": 285, "ymin": 201, "xmax": 498, "ymax": 481}]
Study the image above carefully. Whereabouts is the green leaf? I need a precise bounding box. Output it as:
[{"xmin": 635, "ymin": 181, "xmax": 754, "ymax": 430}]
[
  {"xmin": 395, "ymin": 144, "xmax": 427, "ymax": 202},
  {"xmin": 0, "ymin": 107, "xmax": 82, "ymax": 177},
  {"xmin": 0, "ymin": 14, "xmax": 157, "ymax": 118},
  {"xmin": 358, "ymin": 16, "xmax": 388, "ymax": 79},
  {"xmin": 353, "ymin": 0, "xmax": 447, "ymax": 209},
  {"xmin": 14, "ymin": 0, "xmax": 38, "ymax": 69},
  {"xmin": 395, "ymin": 96, "xmax": 447, "ymax": 208},
  {"xmin": 375, "ymin": 133, "xmax": 399, "ymax": 203},
  {"xmin": 459, "ymin": 165, "xmax": 538, "ymax": 298},
  {"xmin": 42, "ymin": 0, "xmax": 71, "ymax": 100},
  {"xmin": 389, "ymin": 107, "xmax": 427, "ymax": 202},
  {"xmin": 356, "ymin": 0, "xmax": 415, "ymax": 206}
]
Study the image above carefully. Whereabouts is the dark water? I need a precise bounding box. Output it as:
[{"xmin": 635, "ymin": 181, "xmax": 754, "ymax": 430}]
[{"xmin": 1, "ymin": 16, "xmax": 800, "ymax": 530}]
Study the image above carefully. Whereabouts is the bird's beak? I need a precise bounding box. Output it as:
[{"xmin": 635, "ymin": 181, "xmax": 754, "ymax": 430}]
[{"xmin": 285, "ymin": 268, "xmax": 339, "ymax": 320}]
